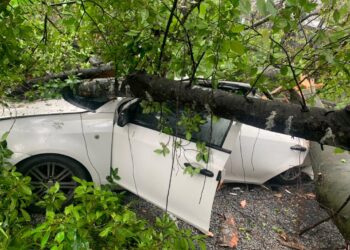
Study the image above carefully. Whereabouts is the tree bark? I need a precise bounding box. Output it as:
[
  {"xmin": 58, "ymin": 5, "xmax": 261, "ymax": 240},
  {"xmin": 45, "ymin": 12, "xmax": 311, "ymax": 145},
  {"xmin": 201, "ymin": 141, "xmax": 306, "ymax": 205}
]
[
  {"xmin": 13, "ymin": 64, "xmax": 115, "ymax": 96},
  {"xmin": 309, "ymin": 143, "xmax": 350, "ymax": 241},
  {"xmin": 123, "ymin": 72, "xmax": 350, "ymax": 150}
]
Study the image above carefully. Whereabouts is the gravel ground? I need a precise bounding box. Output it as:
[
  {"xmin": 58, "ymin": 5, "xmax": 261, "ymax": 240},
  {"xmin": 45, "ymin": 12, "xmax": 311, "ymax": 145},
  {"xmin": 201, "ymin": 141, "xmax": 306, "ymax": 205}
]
[{"xmin": 126, "ymin": 181, "xmax": 346, "ymax": 250}]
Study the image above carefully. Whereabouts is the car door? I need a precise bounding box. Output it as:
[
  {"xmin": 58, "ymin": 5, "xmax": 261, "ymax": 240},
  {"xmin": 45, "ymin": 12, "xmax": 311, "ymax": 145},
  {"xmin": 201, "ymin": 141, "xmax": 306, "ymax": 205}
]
[{"xmin": 112, "ymin": 99, "xmax": 232, "ymax": 233}]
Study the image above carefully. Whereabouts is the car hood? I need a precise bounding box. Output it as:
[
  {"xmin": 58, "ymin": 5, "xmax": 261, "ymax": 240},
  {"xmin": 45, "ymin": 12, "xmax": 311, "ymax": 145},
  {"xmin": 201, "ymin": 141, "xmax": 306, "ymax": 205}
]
[{"xmin": 0, "ymin": 99, "xmax": 86, "ymax": 120}]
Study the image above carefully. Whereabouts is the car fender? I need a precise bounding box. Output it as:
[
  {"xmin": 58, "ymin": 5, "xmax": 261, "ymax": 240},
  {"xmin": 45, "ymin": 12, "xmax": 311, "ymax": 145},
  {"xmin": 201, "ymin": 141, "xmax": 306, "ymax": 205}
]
[
  {"xmin": 4, "ymin": 114, "xmax": 102, "ymax": 184},
  {"xmin": 10, "ymin": 152, "xmax": 32, "ymax": 166}
]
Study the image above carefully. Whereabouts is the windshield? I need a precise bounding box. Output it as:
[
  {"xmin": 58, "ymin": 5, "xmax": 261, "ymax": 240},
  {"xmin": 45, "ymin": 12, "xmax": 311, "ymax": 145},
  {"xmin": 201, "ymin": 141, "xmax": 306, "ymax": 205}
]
[{"xmin": 61, "ymin": 86, "xmax": 109, "ymax": 111}]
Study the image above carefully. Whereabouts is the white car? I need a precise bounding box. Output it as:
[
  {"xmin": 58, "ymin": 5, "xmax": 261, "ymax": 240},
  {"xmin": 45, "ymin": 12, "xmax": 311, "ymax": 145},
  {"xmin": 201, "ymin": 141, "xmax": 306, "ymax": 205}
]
[{"xmin": 0, "ymin": 85, "xmax": 310, "ymax": 234}]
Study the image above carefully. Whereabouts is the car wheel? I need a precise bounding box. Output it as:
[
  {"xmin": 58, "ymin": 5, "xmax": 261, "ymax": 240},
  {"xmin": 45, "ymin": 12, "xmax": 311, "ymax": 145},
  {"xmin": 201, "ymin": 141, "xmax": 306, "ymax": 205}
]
[
  {"xmin": 17, "ymin": 155, "xmax": 90, "ymax": 207},
  {"xmin": 273, "ymin": 167, "xmax": 303, "ymax": 185}
]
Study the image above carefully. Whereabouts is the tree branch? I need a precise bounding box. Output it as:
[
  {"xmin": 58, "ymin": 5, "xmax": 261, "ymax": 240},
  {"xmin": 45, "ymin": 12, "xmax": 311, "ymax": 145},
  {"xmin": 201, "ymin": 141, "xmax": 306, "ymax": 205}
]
[
  {"xmin": 80, "ymin": 1, "xmax": 111, "ymax": 49},
  {"xmin": 157, "ymin": 0, "xmax": 178, "ymax": 73},
  {"xmin": 245, "ymin": 15, "xmax": 272, "ymax": 30},
  {"xmin": 123, "ymin": 72, "xmax": 350, "ymax": 150},
  {"xmin": 270, "ymin": 36, "xmax": 308, "ymax": 110},
  {"xmin": 181, "ymin": 0, "xmax": 204, "ymax": 24},
  {"xmin": 13, "ymin": 64, "xmax": 114, "ymax": 96},
  {"xmin": 299, "ymin": 193, "xmax": 350, "ymax": 236},
  {"xmin": 49, "ymin": 1, "xmax": 77, "ymax": 7}
]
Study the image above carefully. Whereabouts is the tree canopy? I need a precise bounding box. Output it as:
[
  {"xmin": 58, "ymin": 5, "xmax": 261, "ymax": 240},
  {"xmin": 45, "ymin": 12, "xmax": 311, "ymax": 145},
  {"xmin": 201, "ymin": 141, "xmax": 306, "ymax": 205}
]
[{"xmin": 1, "ymin": 0, "xmax": 350, "ymax": 148}]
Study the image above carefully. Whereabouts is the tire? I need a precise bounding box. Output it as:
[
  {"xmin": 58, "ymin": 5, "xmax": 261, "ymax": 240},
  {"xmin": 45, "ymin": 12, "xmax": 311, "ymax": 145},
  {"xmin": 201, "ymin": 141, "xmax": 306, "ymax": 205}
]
[
  {"xmin": 272, "ymin": 166, "xmax": 303, "ymax": 185},
  {"xmin": 17, "ymin": 154, "xmax": 90, "ymax": 208}
]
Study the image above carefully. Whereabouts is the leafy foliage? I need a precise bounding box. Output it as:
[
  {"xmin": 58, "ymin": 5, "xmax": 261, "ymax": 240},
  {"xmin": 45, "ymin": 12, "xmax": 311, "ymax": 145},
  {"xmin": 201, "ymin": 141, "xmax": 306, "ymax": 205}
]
[
  {"xmin": 0, "ymin": 133, "xmax": 33, "ymax": 249},
  {"xmin": 0, "ymin": 135, "xmax": 206, "ymax": 249},
  {"xmin": 0, "ymin": 0, "xmax": 349, "ymax": 104}
]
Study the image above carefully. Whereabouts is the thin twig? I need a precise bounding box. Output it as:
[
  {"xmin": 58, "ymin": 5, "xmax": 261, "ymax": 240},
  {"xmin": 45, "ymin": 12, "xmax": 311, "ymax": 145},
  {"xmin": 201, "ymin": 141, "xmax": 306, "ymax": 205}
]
[
  {"xmin": 299, "ymin": 193, "xmax": 350, "ymax": 236},
  {"xmin": 80, "ymin": 1, "xmax": 111, "ymax": 49},
  {"xmin": 161, "ymin": 2, "xmax": 196, "ymax": 78},
  {"xmin": 300, "ymin": 11, "xmax": 320, "ymax": 23},
  {"xmin": 181, "ymin": 0, "xmax": 203, "ymax": 24},
  {"xmin": 43, "ymin": 14, "xmax": 48, "ymax": 45},
  {"xmin": 190, "ymin": 51, "xmax": 206, "ymax": 84},
  {"xmin": 49, "ymin": 1, "xmax": 76, "ymax": 7},
  {"xmin": 270, "ymin": 36, "xmax": 308, "ymax": 110},
  {"xmin": 157, "ymin": 0, "xmax": 178, "ymax": 72},
  {"xmin": 47, "ymin": 17, "xmax": 64, "ymax": 34},
  {"xmin": 245, "ymin": 15, "xmax": 271, "ymax": 30},
  {"xmin": 245, "ymin": 63, "xmax": 271, "ymax": 97}
]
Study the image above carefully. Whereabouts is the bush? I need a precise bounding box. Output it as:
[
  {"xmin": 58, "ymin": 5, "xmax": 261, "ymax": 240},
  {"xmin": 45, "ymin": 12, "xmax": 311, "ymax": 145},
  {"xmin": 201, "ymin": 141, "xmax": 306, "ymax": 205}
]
[{"xmin": 0, "ymin": 134, "xmax": 206, "ymax": 249}]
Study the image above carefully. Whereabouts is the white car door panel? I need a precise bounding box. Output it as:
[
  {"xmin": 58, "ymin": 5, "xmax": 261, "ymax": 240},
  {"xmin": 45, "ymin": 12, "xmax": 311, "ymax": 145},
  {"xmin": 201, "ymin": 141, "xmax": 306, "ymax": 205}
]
[
  {"xmin": 224, "ymin": 124, "xmax": 308, "ymax": 184},
  {"xmin": 113, "ymin": 100, "xmax": 231, "ymax": 233},
  {"xmin": 81, "ymin": 112, "xmax": 115, "ymax": 184}
]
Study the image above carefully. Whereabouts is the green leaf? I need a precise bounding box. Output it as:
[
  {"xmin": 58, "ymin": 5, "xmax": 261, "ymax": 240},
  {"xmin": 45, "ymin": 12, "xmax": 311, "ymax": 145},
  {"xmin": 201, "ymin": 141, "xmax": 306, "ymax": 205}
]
[
  {"xmin": 46, "ymin": 210, "xmax": 55, "ymax": 221},
  {"xmin": 230, "ymin": 40, "xmax": 245, "ymax": 55},
  {"xmin": 257, "ymin": 0, "xmax": 267, "ymax": 16},
  {"xmin": 196, "ymin": 153, "xmax": 202, "ymax": 162},
  {"xmin": 186, "ymin": 131, "xmax": 192, "ymax": 141},
  {"xmin": 231, "ymin": 24, "xmax": 245, "ymax": 33},
  {"xmin": 334, "ymin": 147, "xmax": 345, "ymax": 154},
  {"xmin": 266, "ymin": 0, "xmax": 277, "ymax": 16},
  {"xmin": 41, "ymin": 230, "xmax": 51, "ymax": 249},
  {"xmin": 280, "ymin": 66, "xmax": 289, "ymax": 75},
  {"xmin": 154, "ymin": 149, "xmax": 163, "ymax": 155},
  {"xmin": 203, "ymin": 152, "xmax": 209, "ymax": 163},
  {"xmin": 125, "ymin": 30, "xmax": 139, "ymax": 37},
  {"xmin": 99, "ymin": 226, "xmax": 112, "ymax": 237},
  {"xmin": 199, "ymin": 3, "xmax": 208, "ymax": 19},
  {"xmin": 21, "ymin": 208, "xmax": 31, "ymax": 221},
  {"xmin": 212, "ymin": 115, "xmax": 219, "ymax": 123},
  {"xmin": 301, "ymin": 1, "xmax": 317, "ymax": 12},
  {"xmin": 55, "ymin": 231, "xmax": 65, "ymax": 243},
  {"xmin": 1, "ymin": 132, "xmax": 9, "ymax": 142},
  {"xmin": 239, "ymin": 0, "xmax": 251, "ymax": 15},
  {"xmin": 19, "ymin": 184, "xmax": 32, "ymax": 196},
  {"xmin": 163, "ymin": 146, "xmax": 170, "ymax": 156},
  {"xmin": 333, "ymin": 10, "xmax": 340, "ymax": 23},
  {"xmin": 0, "ymin": 227, "xmax": 8, "ymax": 239},
  {"xmin": 47, "ymin": 182, "xmax": 60, "ymax": 194}
]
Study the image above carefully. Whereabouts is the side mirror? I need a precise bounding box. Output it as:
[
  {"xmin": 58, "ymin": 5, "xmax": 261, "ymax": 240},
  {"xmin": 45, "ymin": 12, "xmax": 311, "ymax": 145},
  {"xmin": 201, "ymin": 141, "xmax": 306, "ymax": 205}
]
[
  {"xmin": 116, "ymin": 98, "xmax": 140, "ymax": 127},
  {"xmin": 117, "ymin": 110, "xmax": 130, "ymax": 127}
]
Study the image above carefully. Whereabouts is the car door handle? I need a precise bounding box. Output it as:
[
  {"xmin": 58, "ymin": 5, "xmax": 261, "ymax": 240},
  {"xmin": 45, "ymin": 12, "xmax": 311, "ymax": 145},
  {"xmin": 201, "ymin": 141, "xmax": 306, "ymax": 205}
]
[
  {"xmin": 290, "ymin": 144, "xmax": 307, "ymax": 152},
  {"xmin": 184, "ymin": 163, "xmax": 214, "ymax": 177},
  {"xmin": 199, "ymin": 169, "xmax": 214, "ymax": 177}
]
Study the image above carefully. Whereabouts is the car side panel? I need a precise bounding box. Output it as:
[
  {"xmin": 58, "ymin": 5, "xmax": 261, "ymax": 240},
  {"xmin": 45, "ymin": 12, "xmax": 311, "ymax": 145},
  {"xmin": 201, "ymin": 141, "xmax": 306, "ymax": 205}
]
[
  {"xmin": 223, "ymin": 124, "xmax": 309, "ymax": 184},
  {"xmin": 81, "ymin": 112, "xmax": 115, "ymax": 184},
  {"xmin": 4, "ymin": 114, "xmax": 101, "ymax": 184}
]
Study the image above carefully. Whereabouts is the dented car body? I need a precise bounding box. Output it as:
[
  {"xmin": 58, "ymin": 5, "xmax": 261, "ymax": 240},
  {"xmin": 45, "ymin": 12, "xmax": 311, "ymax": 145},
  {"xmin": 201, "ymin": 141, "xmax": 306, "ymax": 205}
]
[{"xmin": 0, "ymin": 85, "xmax": 310, "ymax": 233}]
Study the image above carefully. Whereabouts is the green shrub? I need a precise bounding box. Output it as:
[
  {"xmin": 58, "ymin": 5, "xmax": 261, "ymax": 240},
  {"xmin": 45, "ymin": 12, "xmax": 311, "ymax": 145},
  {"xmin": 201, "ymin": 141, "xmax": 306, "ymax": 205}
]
[
  {"xmin": 0, "ymin": 134, "xmax": 206, "ymax": 249},
  {"xmin": 0, "ymin": 132, "xmax": 33, "ymax": 249}
]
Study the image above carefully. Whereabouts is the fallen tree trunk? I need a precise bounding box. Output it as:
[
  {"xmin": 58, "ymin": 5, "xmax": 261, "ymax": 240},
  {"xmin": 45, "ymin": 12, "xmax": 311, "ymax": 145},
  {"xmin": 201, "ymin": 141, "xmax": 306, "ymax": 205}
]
[
  {"xmin": 309, "ymin": 143, "xmax": 350, "ymax": 241},
  {"xmin": 123, "ymin": 72, "xmax": 350, "ymax": 150},
  {"xmin": 15, "ymin": 69, "xmax": 350, "ymax": 149},
  {"xmin": 13, "ymin": 64, "xmax": 115, "ymax": 95}
]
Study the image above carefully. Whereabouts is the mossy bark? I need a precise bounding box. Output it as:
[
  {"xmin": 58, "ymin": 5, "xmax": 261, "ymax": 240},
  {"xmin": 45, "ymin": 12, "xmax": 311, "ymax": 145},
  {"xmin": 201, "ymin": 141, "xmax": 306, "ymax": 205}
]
[{"xmin": 310, "ymin": 143, "xmax": 350, "ymax": 240}]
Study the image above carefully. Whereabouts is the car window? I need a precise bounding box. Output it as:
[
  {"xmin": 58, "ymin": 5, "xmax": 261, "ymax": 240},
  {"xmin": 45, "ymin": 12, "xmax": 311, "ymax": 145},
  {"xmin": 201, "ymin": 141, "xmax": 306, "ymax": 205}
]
[
  {"xmin": 131, "ymin": 102, "xmax": 232, "ymax": 148},
  {"xmin": 62, "ymin": 86, "xmax": 110, "ymax": 111}
]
